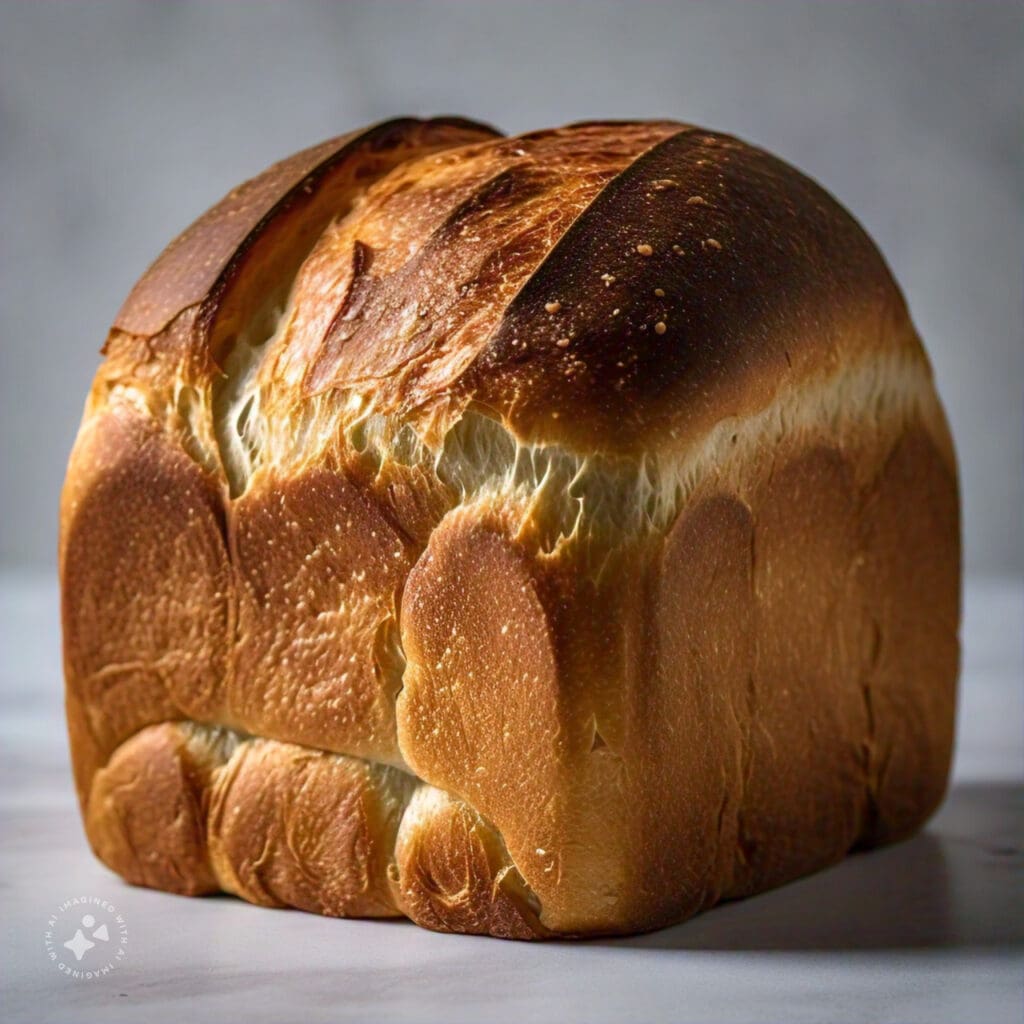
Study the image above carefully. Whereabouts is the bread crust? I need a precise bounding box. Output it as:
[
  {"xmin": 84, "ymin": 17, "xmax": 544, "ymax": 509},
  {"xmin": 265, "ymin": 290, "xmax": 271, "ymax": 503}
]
[{"xmin": 60, "ymin": 117, "xmax": 960, "ymax": 939}]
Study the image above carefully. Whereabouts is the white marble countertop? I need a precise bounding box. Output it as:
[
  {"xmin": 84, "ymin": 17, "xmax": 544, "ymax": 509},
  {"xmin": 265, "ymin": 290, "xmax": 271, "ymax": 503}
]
[{"xmin": 2, "ymin": 574, "xmax": 1020, "ymax": 1023}]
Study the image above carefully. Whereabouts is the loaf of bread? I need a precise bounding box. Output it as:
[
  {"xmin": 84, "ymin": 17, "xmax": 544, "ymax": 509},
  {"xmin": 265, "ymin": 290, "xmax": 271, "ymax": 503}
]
[{"xmin": 60, "ymin": 117, "xmax": 960, "ymax": 939}]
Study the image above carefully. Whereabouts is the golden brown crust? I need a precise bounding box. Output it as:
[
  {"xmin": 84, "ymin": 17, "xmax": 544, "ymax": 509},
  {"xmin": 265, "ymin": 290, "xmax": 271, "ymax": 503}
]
[
  {"xmin": 60, "ymin": 401, "xmax": 231, "ymax": 802},
  {"xmin": 228, "ymin": 466, "xmax": 417, "ymax": 766},
  {"xmin": 206, "ymin": 737, "xmax": 412, "ymax": 917},
  {"xmin": 113, "ymin": 117, "xmax": 500, "ymax": 342},
  {"xmin": 85, "ymin": 723, "xmax": 225, "ymax": 896},
  {"xmin": 60, "ymin": 116, "xmax": 960, "ymax": 939},
  {"xmin": 393, "ymin": 787, "xmax": 547, "ymax": 939},
  {"xmin": 850, "ymin": 427, "xmax": 960, "ymax": 842}
]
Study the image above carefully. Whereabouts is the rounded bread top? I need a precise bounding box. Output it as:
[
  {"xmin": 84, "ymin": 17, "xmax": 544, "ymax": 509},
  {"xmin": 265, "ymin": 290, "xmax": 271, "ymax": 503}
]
[{"xmin": 110, "ymin": 117, "xmax": 913, "ymax": 456}]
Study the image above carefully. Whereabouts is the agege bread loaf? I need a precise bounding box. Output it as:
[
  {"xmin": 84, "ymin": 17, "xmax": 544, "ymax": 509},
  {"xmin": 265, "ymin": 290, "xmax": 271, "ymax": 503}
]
[{"xmin": 60, "ymin": 117, "xmax": 960, "ymax": 938}]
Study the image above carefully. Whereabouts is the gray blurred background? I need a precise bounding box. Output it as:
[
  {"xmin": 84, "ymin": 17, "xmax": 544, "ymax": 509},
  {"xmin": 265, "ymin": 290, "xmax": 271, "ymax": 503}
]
[{"xmin": 1, "ymin": 0, "xmax": 1020, "ymax": 575}]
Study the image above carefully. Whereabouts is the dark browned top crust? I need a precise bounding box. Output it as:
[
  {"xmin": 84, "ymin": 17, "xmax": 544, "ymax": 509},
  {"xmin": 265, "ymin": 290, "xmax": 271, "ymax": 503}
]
[
  {"xmin": 108, "ymin": 117, "xmax": 501, "ymax": 373},
  {"xmin": 468, "ymin": 128, "xmax": 909, "ymax": 452},
  {"xmin": 273, "ymin": 121, "xmax": 684, "ymax": 441},
  {"xmin": 100, "ymin": 116, "xmax": 917, "ymax": 459}
]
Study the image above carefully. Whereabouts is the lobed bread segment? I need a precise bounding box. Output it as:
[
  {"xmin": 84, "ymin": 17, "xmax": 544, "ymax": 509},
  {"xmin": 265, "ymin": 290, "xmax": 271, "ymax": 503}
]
[
  {"xmin": 206, "ymin": 734, "xmax": 413, "ymax": 917},
  {"xmin": 61, "ymin": 117, "xmax": 960, "ymax": 939},
  {"xmin": 96, "ymin": 116, "xmax": 501, "ymax": 496},
  {"xmin": 228, "ymin": 464, "xmax": 418, "ymax": 767},
  {"xmin": 111, "ymin": 117, "xmax": 501, "ymax": 349},
  {"xmin": 85, "ymin": 722, "xmax": 234, "ymax": 896},
  {"xmin": 85, "ymin": 719, "xmax": 548, "ymax": 935},
  {"xmin": 393, "ymin": 786, "xmax": 547, "ymax": 939},
  {"xmin": 60, "ymin": 398, "xmax": 232, "ymax": 803}
]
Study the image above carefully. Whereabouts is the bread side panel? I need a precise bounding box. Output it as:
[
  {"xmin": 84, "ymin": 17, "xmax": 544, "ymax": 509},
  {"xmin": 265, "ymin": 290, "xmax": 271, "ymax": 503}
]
[
  {"xmin": 392, "ymin": 395, "xmax": 960, "ymax": 936},
  {"xmin": 851, "ymin": 427, "xmax": 960, "ymax": 841},
  {"xmin": 643, "ymin": 417, "xmax": 959, "ymax": 918},
  {"xmin": 635, "ymin": 495, "xmax": 755, "ymax": 923}
]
